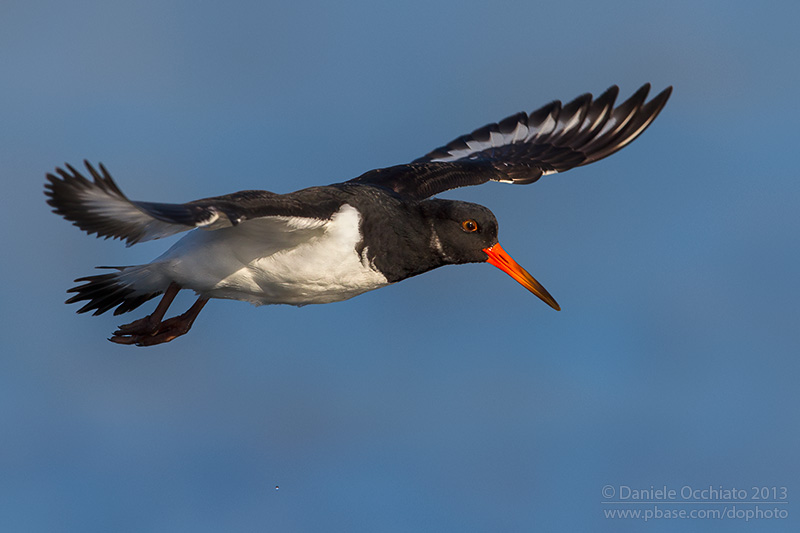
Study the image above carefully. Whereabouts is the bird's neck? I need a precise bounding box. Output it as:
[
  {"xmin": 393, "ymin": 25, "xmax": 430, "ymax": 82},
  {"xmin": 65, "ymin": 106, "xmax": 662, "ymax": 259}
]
[{"xmin": 358, "ymin": 205, "xmax": 446, "ymax": 283}]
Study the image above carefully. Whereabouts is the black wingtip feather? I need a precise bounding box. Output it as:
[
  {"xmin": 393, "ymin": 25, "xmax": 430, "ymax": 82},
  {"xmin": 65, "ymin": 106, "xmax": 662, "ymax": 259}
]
[
  {"xmin": 44, "ymin": 161, "xmax": 144, "ymax": 244},
  {"xmin": 357, "ymin": 84, "xmax": 672, "ymax": 199},
  {"xmin": 44, "ymin": 160, "xmax": 204, "ymax": 246}
]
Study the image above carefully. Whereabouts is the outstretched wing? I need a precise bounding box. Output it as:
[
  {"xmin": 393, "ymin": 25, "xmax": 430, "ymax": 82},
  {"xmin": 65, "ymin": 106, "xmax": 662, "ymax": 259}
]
[
  {"xmin": 349, "ymin": 84, "xmax": 672, "ymax": 200},
  {"xmin": 44, "ymin": 161, "xmax": 341, "ymax": 246}
]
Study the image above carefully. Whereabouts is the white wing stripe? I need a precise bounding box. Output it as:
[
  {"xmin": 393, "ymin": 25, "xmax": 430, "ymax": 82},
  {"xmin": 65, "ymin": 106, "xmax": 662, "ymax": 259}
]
[
  {"xmin": 526, "ymin": 112, "xmax": 557, "ymax": 142},
  {"xmin": 76, "ymin": 187, "xmax": 189, "ymax": 242},
  {"xmin": 511, "ymin": 122, "xmax": 529, "ymax": 143}
]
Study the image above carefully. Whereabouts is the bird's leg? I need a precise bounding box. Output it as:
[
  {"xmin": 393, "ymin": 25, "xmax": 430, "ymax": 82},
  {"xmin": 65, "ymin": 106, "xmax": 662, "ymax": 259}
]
[
  {"xmin": 134, "ymin": 297, "xmax": 209, "ymax": 346},
  {"xmin": 110, "ymin": 282, "xmax": 182, "ymax": 340}
]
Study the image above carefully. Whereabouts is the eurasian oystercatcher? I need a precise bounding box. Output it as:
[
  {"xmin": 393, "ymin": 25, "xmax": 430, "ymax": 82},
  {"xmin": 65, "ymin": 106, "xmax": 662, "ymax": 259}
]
[{"xmin": 45, "ymin": 84, "xmax": 671, "ymax": 346}]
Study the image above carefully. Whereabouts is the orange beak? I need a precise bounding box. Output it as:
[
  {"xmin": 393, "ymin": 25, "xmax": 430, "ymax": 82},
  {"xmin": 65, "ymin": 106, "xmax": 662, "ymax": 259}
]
[{"xmin": 482, "ymin": 243, "xmax": 560, "ymax": 311}]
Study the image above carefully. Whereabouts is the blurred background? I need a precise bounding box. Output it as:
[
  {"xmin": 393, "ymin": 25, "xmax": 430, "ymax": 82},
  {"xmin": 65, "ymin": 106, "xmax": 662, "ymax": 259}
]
[{"xmin": 2, "ymin": 0, "xmax": 798, "ymax": 531}]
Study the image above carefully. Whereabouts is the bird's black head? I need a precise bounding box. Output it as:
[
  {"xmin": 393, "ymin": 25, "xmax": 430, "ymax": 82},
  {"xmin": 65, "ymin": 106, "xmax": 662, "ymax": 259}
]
[
  {"xmin": 420, "ymin": 198, "xmax": 561, "ymax": 311},
  {"xmin": 420, "ymin": 199, "xmax": 499, "ymax": 264}
]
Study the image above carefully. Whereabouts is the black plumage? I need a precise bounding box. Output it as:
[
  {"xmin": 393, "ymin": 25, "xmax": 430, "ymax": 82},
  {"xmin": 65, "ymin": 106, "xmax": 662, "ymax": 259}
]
[{"xmin": 44, "ymin": 84, "xmax": 672, "ymax": 345}]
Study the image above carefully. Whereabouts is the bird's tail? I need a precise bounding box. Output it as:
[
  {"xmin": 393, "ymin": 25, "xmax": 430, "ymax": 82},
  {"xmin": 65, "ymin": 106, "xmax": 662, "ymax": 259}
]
[{"xmin": 66, "ymin": 265, "xmax": 164, "ymax": 316}]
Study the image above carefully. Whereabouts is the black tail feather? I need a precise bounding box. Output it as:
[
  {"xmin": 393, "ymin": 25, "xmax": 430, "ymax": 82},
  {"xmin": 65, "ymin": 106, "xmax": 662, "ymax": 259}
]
[{"xmin": 66, "ymin": 268, "xmax": 161, "ymax": 316}]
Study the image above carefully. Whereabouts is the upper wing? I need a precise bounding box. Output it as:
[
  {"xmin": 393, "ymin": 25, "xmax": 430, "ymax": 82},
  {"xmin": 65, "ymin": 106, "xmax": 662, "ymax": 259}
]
[
  {"xmin": 44, "ymin": 161, "xmax": 342, "ymax": 246},
  {"xmin": 348, "ymin": 84, "xmax": 672, "ymax": 200}
]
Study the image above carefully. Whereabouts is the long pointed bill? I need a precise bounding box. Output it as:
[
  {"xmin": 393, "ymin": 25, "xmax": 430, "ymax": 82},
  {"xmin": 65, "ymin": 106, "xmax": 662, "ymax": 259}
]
[{"xmin": 482, "ymin": 243, "xmax": 561, "ymax": 311}]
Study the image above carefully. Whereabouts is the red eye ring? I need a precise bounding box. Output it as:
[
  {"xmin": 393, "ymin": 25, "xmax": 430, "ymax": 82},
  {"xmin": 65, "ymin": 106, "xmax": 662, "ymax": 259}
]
[{"xmin": 461, "ymin": 219, "xmax": 478, "ymax": 233}]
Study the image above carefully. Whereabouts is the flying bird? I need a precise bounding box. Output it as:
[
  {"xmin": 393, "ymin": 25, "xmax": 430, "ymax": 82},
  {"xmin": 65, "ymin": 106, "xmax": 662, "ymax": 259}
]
[{"xmin": 45, "ymin": 84, "xmax": 671, "ymax": 346}]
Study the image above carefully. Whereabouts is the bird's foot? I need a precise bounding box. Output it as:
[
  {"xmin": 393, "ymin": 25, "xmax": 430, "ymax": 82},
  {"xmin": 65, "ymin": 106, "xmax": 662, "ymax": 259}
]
[
  {"xmin": 112, "ymin": 315, "xmax": 161, "ymax": 337},
  {"xmin": 109, "ymin": 314, "xmax": 193, "ymax": 346},
  {"xmin": 109, "ymin": 297, "xmax": 208, "ymax": 347}
]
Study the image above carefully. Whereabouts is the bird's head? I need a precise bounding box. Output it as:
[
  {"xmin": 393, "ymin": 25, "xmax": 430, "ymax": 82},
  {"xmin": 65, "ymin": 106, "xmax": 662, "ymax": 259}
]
[{"xmin": 422, "ymin": 199, "xmax": 560, "ymax": 311}]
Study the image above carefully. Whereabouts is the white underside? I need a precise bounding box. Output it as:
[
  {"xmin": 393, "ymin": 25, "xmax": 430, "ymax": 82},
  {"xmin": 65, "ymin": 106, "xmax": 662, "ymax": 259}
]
[{"xmin": 120, "ymin": 204, "xmax": 389, "ymax": 306}]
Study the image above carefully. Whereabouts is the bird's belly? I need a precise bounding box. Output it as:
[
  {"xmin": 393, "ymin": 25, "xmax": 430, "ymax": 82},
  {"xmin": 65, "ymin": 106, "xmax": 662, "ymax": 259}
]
[
  {"xmin": 217, "ymin": 248, "xmax": 390, "ymax": 305},
  {"xmin": 156, "ymin": 205, "xmax": 390, "ymax": 306}
]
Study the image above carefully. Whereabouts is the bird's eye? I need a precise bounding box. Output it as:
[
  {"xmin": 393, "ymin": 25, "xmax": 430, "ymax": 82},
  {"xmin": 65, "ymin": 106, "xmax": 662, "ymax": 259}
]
[{"xmin": 461, "ymin": 219, "xmax": 478, "ymax": 233}]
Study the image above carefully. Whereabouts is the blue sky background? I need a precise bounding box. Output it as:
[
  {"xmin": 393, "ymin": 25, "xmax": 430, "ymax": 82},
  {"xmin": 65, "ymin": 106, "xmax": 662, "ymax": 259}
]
[{"xmin": 2, "ymin": 1, "xmax": 799, "ymax": 531}]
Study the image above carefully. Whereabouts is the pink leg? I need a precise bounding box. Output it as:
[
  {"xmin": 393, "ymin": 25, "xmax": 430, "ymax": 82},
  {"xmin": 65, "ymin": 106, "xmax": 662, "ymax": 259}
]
[{"xmin": 109, "ymin": 283, "xmax": 209, "ymax": 346}]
